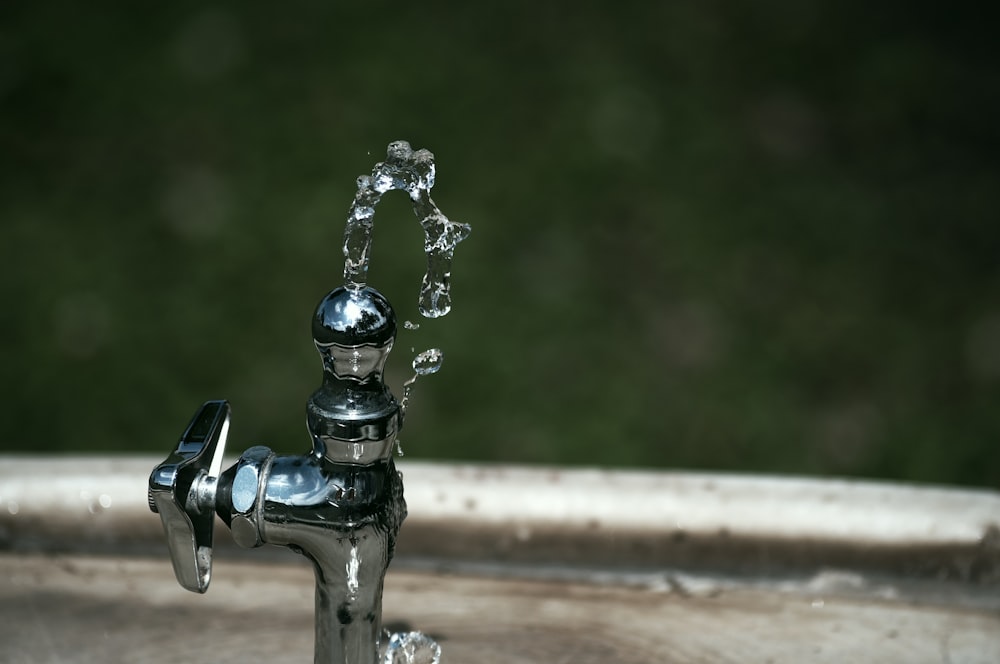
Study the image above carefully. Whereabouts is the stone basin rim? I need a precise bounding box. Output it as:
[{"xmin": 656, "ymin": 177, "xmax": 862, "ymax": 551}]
[{"xmin": 1, "ymin": 455, "xmax": 998, "ymax": 593}]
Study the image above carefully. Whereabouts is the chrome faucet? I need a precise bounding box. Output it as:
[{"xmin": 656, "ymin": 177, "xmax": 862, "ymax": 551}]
[
  {"xmin": 150, "ymin": 140, "xmax": 469, "ymax": 664},
  {"xmin": 149, "ymin": 284, "xmax": 407, "ymax": 664}
]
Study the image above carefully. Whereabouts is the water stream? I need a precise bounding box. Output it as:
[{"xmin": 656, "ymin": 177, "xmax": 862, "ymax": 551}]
[
  {"xmin": 344, "ymin": 142, "xmax": 466, "ymax": 663},
  {"xmin": 344, "ymin": 140, "xmax": 469, "ymax": 422},
  {"xmin": 343, "ymin": 140, "xmax": 471, "ymax": 318},
  {"xmin": 382, "ymin": 631, "xmax": 442, "ymax": 664}
]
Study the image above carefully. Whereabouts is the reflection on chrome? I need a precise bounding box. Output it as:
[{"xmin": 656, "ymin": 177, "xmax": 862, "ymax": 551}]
[{"xmin": 149, "ymin": 286, "xmax": 408, "ymax": 664}]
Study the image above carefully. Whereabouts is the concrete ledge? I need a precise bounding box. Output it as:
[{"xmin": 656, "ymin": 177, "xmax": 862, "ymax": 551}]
[
  {"xmin": 3, "ymin": 456, "xmax": 1000, "ymax": 662},
  {"xmin": 1, "ymin": 455, "xmax": 998, "ymax": 584}
]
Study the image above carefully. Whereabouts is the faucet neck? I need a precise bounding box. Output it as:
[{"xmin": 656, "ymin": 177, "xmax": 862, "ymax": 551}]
[
  {"xmin": 306, "ymin": 375, "xmax": 401, "ymax": 465},
  {"xmin": 254, "ymin": 453, "xmax": 407, "ymax": 664}
]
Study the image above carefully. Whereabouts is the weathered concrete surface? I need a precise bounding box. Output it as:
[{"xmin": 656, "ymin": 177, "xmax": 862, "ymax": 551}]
[
  {"xmin": 2, "ymin": 456, "xmax": 999, "ymax": 662},
  {"xmin": 1, "ymin": 553, "xmax": 998, "ymax": 664}
]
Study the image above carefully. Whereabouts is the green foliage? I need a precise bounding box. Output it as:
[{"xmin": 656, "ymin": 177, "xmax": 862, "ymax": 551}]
[{"xmin": 2, "ymin": 0, "xmax": 998, "ymax": 487}]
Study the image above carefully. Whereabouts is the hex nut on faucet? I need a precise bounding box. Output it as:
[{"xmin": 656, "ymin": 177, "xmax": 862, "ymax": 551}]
[{"xmin": 228, "ymin": 446, "xmax": 273, "ymax": 549}]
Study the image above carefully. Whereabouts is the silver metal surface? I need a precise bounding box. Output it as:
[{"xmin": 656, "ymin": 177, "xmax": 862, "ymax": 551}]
[
  {"xmin": 308, "ymin": 286, "xmax": 402, "ymax": 465},
  {"xmin": 145, "ymin": 285, "xmax": 407, "ymax": 664},
  {"xmin": 313, "ymin": 285, "xmax": 396, "ymax": 349},
  {"xmin": 228, "ymin": 446, "xmax": 273, "ymax": 548},
  {"xmin": 147, "ymin": 400, "xmax": 230, "ymax": 593},
  {"xmin": 262, "ymin": 455, "xmax": 405, "ymax": 662}
]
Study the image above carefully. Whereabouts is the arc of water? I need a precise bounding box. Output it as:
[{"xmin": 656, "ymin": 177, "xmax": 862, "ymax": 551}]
[{"xmin": 343, "ymin": 141, "xmax": 472, "ymax": 318}]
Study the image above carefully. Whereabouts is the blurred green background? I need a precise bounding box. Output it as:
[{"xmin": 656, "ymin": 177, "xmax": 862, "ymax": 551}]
[{"xmin": 2, "ymin": 1, "xmax": 998, "ymax": 487}]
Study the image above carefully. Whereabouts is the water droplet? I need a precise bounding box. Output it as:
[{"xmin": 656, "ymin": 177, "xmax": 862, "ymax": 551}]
[
  {"xmin": 413, "ymin": 348, "xmax": 443, "ymax": 376},
  {"xmin": 383, "ymin": 631, "xmax": 441, "ymax": 664},
  {"xmin": 403, "ymin": 320, "xmax": 420, "ymax": 331}
]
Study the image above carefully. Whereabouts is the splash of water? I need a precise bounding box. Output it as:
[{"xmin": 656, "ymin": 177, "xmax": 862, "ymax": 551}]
[
  {"xmin": 343, "ymin": 141, "xmax": 471, "ymax": 318},
  {"xmin": 400, "ymin": 348, "xmax": 444, "ymax": 417},
  {"xmin": 382, "ymin": 631, "xmax": 441, "ymax": 664}
]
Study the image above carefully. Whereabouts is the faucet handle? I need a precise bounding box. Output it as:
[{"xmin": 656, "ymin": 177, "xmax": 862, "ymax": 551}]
[{"xmin": 148, "ymin": 400, "xmax": 231, "ymax": 593}]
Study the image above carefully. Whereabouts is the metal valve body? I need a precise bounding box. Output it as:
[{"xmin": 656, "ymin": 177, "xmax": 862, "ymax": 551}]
[{"xmin": 149, "ymin": 285, "xmax": 407, "ymax": 664}]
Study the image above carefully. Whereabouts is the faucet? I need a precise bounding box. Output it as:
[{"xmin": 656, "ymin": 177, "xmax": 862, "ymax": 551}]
[{"xmin": 149, "ymin": 284, "xmax": 407, "ymax": 664}]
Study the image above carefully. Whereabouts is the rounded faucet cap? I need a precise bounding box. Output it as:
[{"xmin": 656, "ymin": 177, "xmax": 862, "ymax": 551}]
[{"xmin": 313, "ymin": 286, "xmax": 396, "ymax": 348}]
